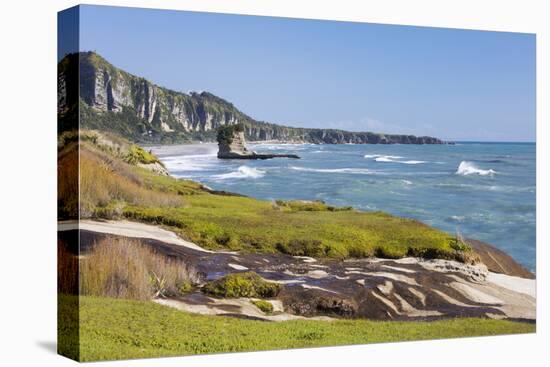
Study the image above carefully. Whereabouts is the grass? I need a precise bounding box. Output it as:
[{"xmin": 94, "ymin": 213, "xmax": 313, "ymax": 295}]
[
  {"xmin": 122, "ymin": 196, "xmax": 470, "ymax": 261},
  {"xmin": 58, "ymin": 132, "xmax": 475, "ymax": 262},
  {"xmin": 202, "ymin": 272, "xmax": 282, "ymax": 298},
  {"xmin": 275, "ymin": 199, "xmax": 353, "ymax": 212},
  {"xmin": 80, "ymin": 237, "xmax": 199, "ymax": 300},
  {"xmin": 59, "ymin": 295, "xmax": 535, "ymax": 362}
]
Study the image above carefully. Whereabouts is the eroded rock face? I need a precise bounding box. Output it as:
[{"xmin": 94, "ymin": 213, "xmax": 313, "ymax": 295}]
[
  {"xmin": 217, "ymin": 129, "xmax": 300, "ymax": 160},
  {"xmin": 283, "ymin": 291, "xmax": 359, "ymax": 317},
  {"xmin": 72, "ymin": 230, "xmax": 535, "ymax": 322},
  {"xmin": 217, "ymin": 131, "xmax": 254, "ymax": 158}
]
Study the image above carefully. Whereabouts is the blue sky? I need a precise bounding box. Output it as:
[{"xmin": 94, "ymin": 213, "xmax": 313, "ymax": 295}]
[{"xmin": 74, "ymin": 5, "xmax": 535, "ymax": 142}]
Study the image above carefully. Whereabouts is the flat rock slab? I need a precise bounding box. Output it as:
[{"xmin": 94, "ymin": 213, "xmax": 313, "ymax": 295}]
[
  {"xmin": 60, "ymin": 222, "xmax": 536, "ymax": 322},
  {"xmin": 218, "ymin": 153, "xmax": 300, "ymax": 159}
]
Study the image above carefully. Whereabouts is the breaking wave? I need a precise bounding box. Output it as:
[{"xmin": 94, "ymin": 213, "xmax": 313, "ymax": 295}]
[
  {"xmin": 290, "ymin": 166, "xmax": 373, "ymax": 175},
  {"xmin": 213, "ymin": 166, "xmax": 265, "ymax": 180},
  {"xmin": 455, "ymin": 161, "xmax": 496, "ymax": 176},
  {"xmin": 365, "ymin": 154, "xmax": 426, "ymax": 164}
]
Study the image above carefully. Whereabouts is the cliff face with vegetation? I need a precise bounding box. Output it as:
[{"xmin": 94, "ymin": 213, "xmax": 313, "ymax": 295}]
[
  {"xmin": 216, "ymin": 124, "xmax": 300, "ymax": 159},
  {"xmin": 59, "ymin": 51, "xmax": 445, "ymax": 145}
]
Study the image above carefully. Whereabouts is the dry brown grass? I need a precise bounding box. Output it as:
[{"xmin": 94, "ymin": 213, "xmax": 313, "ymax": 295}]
[
  {"xmin": 58, "ymin": 143, "xmax": 79, "ymax": 219},
  {"xmin": 79, "ymin": 145, "xmax": 183, "ymax": 217},
  {"xmin": 58, "ymin": 239, "xmax": 79, "ymax": 295},
  {"xmin": 79, "ymin": 237, "xmax": 199, "ymax": 300}
]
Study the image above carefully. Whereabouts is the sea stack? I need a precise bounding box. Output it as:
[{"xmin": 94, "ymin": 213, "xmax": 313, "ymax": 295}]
[{"xmin": 217, "ymin": 124, "xmax": 300, "ymax": 159}]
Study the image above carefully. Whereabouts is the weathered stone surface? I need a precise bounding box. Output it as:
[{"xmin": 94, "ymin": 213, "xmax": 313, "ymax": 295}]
[
  {"xmin": 217, "ymin": 128, "xmax": 300, "ymax": 160},
  {"xmin": 66, "ymin": 229, "xmax": 535, "ymax": 322},
  {"xmin": 467, "ymin": 238, "xmax": 535, "ymax": 279}
]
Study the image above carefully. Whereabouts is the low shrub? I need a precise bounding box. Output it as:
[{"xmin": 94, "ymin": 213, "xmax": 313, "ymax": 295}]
[
  {"xmin": 406, "ymin": 246, "xmax": 480, "ymax": 264},
  {"xmin": 80, "ymin": 237, "xmax": 199, "ymax": 300},
  {"xmin": 276, "ymin": 239, "xmax": 328, "ymax": 257},
  {"xmin": 202, "ymin": 272, "xmax": 282, "ymax": 298},
  {"xmin": 347, "ymin": 245, "xmax": 374, "ymax": 258},
  {"xmin": 275, "ymin": 200, "xmax": 353, "ymax": 212},
  {"xmin": 123, "ymin": 145, "xmax": 160, "ymax": 165},
  {"xmin": 177, "ymin": 280, "xmax": 194, "ymax": 294},
  {"xmin": 252, "ymin": 299, "xmax": 274, "ymax": 313},
  {"xmin": 216, "ymin": 125, "xmax": 236, "ymax": 145},
  {"xmin": 374, "ymin": 245, "xmax": 409, "ymax": 259},
  {"xmin": 450, "ymin": 238, "xmax": 472, "ymax": 252}
]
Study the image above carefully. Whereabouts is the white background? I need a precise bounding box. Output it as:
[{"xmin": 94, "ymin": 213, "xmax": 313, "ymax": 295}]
[{"xmin": 0, "ymin": 0, "xmax": 547, "ymax": 365}]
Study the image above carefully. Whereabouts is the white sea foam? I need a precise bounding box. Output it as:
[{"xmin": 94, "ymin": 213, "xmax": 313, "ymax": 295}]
[
  {"xmin": 161, "ymin": 154, "xmax": 217, "ymax": 173},
  {"xmin": 450, "ymin": 215, "xmax": 466, "ymax": 222},
  {"xmin": 290, "ymin": 166, "xmax": 373, "ymax": 175},
  {"xmin": 213, "ymin": 166, "xmax": 265, "ymax": 180},
  {"xmin": 455, "ymin": 161, "xmax": 496, "ymax": 176},
  {"xmin": 366, "ymin": 154, "xmax": 426, "ymax": 164},
  {"xmin": 400, "ymin": 160, "xmax": 427, "ymax": 164},
  {"xmin": 364, "ymin": 154, "xmax": 403, "ymax": 159},
  {"xmin": 401, "ymin": 180, "xmax": 413, "ymax": 185}
]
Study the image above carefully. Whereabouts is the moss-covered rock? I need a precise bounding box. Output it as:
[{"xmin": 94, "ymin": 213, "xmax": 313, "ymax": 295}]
[
  {"xmin": 202, "ymin": 272, "xmax": 282, "ymax": 298},
  {"xmin": 252, "ymin": 299, "xmax": 274, "ymax": 313}
]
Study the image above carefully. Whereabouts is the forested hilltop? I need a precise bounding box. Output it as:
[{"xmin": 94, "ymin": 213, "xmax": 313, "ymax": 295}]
[{"xmin": 58, "ymin": 51, "xmax": 446, "ymax": 145}]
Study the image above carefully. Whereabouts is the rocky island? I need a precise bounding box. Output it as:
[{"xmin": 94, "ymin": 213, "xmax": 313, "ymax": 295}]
[{"xmin": 217, "ymin": 124, "xmax": 300, "ymax": 159}]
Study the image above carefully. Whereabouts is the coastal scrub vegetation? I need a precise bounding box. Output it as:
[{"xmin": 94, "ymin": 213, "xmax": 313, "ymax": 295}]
[
  {"xmin": 274, "ymin": 199, "xmax": 353, "ymax": 212},
  {"xmin": 123, "ymin": 144, "xmax": 160, "ymax": 165},
  {"xmin": 59, "ymin": 131, "xmax": 474, "ymax": 262},
  {"xmin": 80, "ymin": 237, "xmax": 199, "ymax": 300},
  {"xmin": 252, "ymin": 299, "xmax": 274, "ymax": 313},
  {"xmin": 216, "ymin": 122, "xmax": 245, "ymax": 145},
  {"xmin": 59, "ymin": 295, "xmax": 535, "ymax": 361},
  {"xmin": 202, "ymin": 272, "xmax": 282, "ymax": 298}
]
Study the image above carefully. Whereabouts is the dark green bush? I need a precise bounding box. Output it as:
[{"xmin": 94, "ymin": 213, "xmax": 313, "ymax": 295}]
[
  {"xmin": 374, "ymin": 246, "xmax": 408, "ymax": 259},
  {"xmin": 347, "ymin": 246, "xmax": 374, "ymax": 258},
  {"xmin": 276, "ymin": 239, "xmax": 328, "ymax": 257},
  {"xmin": 216, "ymin": 126, "xmax": 232, "ymax": 145}
]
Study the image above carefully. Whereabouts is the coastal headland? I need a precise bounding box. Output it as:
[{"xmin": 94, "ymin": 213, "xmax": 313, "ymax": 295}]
[
  {"xmin": 56, "ymin": 52, "xmax": 535, "ymax": 362},
  {"xmin": 58, "ymin": 130, "xmax": 534, "ymax": 321}
]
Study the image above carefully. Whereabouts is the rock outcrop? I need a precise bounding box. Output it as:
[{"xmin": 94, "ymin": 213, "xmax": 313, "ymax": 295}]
[
  {"xmin": 59, "ymin": 52, "xmax": 448, "ymax": 145},
  {"xmin": 217, "ymin": 125, "xmax": 300, "ymax": 159},
  {"xmin": 69, "ymin": 228, "xmax": 536, "ymax": 322}
]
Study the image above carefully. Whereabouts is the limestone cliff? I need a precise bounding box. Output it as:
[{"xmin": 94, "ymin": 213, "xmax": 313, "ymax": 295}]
[{"xmin": 59, "ymin": 51, "xmax": 447, "ymax": 145}]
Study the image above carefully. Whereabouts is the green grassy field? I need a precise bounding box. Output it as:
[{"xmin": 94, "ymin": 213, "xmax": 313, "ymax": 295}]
[
  {"xmin": 58, "ymin": 295, "xmax": 535, "ymax": 362},
  {"xmin": 57, "ymin": 131, "xmax": 477, "ymax": 262}
]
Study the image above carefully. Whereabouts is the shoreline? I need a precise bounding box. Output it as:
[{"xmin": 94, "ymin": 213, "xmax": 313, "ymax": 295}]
[{"xmin": 147, "ymin": 143, "xmax": 535, "ymax": 275}]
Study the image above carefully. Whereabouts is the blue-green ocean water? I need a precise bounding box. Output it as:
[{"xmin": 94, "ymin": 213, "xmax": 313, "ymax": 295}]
[{"xmin": 153, "ymin": 142, "xmax": 536, "ymax": 272}]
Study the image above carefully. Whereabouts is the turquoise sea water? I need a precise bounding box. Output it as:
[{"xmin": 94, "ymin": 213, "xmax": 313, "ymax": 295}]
[{"xmin": 152, "ymin": 142, "xmax": 536, "ymax": 272}]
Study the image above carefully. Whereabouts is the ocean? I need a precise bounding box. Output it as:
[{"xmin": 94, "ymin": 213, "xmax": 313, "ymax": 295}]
[{"xmin": 151, "ymin": 142, "xmax": 536, "ymax": 272}]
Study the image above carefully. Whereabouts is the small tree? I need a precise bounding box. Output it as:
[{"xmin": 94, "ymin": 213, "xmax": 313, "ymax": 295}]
[
  {"xmin": 216, "ymin": 125, "xmax": 234, "ymax": 145},
  {"xmin": 233, "ymin": 123, "xmax": 244, "ymax": 132},
  {"xmin": 216, "ymin": 123, "xmax": 245, "ymax": 145}
]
